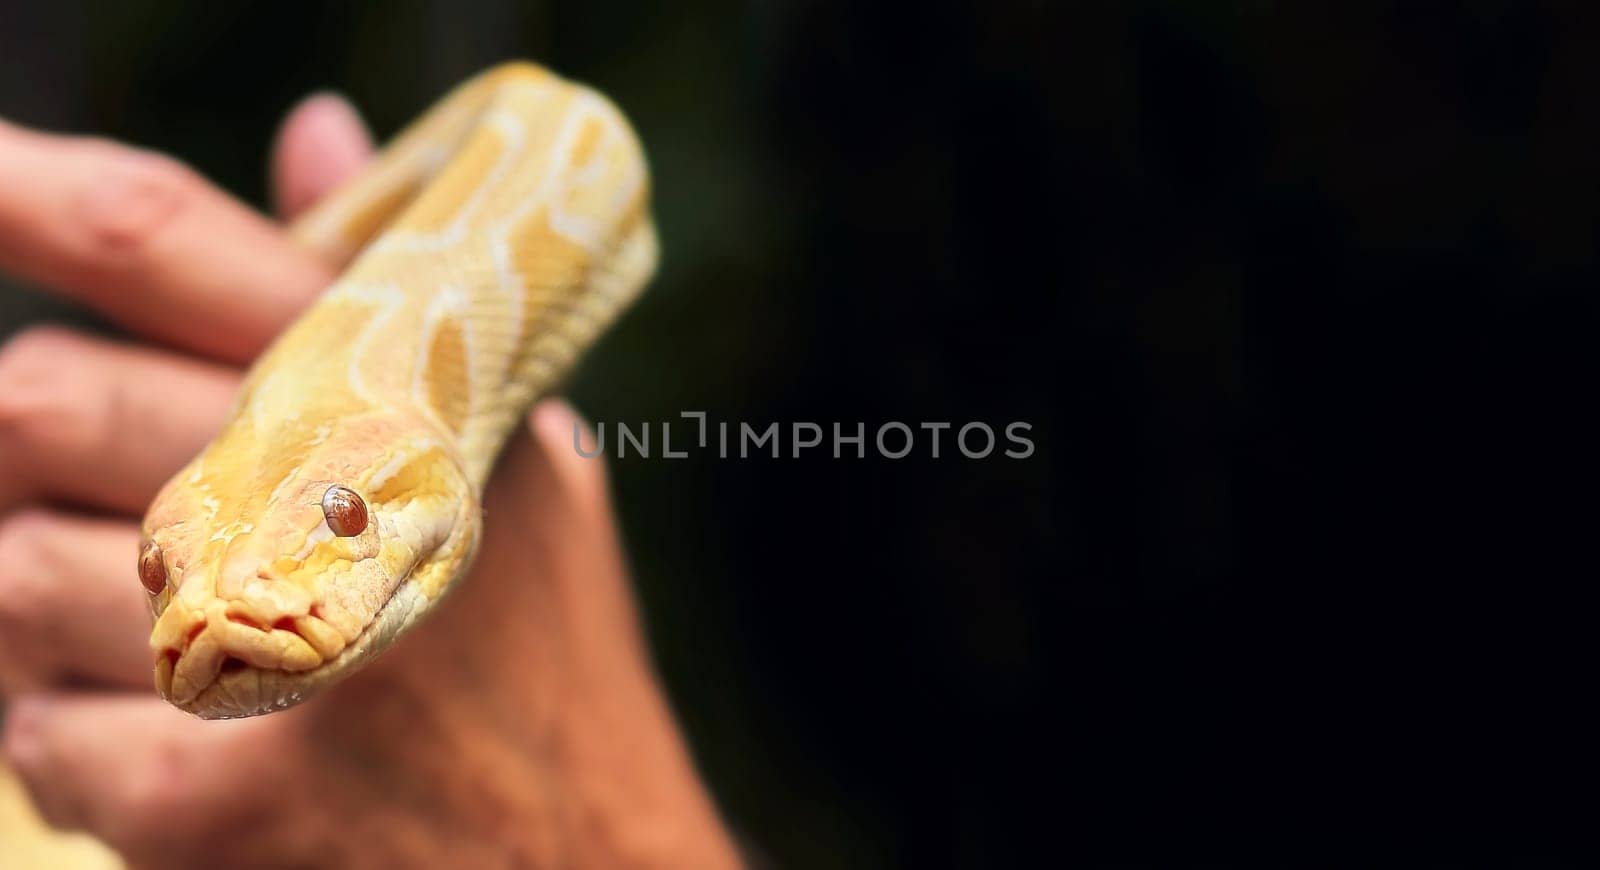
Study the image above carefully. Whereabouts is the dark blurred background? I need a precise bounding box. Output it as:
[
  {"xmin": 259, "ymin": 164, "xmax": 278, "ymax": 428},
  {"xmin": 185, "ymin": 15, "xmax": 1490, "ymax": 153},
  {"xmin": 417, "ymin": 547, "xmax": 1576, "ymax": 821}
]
[{"xmin": 2, "ymin": 1, "xmax": 1596, "ymax": 865}]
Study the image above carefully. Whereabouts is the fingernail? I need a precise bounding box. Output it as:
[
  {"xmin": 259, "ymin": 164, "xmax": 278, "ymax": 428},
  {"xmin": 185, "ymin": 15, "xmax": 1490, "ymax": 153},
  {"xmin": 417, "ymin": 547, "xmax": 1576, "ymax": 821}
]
[
  {"xmin": 275, "ymin": 91, "xmax": 374, "ymax": 216},
  {"xmin": 303, "ymin": 91, "xmax": 363, "ymax": 125},
  {"xmin": 298, "ymin": 92, "xmax": 371, "ymax": 152},
  {"xmin": 529, "ymin": 399, "xmax": 586, "ymax": 446}
]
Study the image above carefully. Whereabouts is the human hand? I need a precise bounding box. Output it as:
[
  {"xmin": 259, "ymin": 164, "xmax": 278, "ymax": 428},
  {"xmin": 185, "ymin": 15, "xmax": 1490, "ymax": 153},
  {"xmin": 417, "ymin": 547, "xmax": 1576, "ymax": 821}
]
[{"xmin": 0, "ymin": 97, "xmax": 739, "ymax": 868}]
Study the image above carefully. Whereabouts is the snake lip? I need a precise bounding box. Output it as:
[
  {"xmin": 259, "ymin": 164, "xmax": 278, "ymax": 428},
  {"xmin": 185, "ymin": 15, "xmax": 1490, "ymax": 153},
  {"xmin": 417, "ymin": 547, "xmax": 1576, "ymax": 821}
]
[{"xmin": 160, "ymin": 574, "xmax": 426, "ymax": 719}]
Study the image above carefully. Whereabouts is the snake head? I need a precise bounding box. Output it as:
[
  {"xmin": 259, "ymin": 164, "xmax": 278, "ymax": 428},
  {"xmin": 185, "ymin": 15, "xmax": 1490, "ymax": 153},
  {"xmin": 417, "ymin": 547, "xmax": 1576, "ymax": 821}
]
[{"xmin": 141, "ymin": 411, "xmax": 480, "ymax": 718}]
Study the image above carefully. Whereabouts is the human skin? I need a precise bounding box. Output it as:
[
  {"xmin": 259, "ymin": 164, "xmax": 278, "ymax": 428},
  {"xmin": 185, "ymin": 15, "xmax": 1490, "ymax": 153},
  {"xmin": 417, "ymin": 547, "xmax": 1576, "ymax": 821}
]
[{"xmin": 0, "ymin": 96, "xmax": 742, "ymax": 868}]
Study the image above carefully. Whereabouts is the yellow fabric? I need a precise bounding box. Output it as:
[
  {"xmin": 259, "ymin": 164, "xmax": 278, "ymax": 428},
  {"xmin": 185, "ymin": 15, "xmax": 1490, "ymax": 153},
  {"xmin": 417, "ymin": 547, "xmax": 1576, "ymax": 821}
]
[{"xmin": 0, "ymin": 761, "xmax": 123, "ymax": 870}]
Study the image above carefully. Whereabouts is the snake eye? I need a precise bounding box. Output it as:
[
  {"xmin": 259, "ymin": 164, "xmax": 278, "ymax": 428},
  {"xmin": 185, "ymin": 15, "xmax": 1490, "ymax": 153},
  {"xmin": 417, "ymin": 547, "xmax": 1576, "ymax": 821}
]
[
  {"xmin": 138, "ymin": 541, "xmax": 167, "ymax": 595},
  {"xmin": 322, "ymin": 485, "xmax": 369, "ymax": 537}
]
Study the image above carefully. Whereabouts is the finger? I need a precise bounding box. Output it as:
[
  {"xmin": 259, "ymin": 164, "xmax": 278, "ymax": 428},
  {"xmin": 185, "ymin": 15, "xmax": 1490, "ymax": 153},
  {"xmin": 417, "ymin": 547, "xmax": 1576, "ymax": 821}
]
[
  {"xmin": 0, "ymin": 327, "xmax": 237, "ymax": 514},
  {"xmin": 271, "ymin": 93, "xmax": 374, "ymax": 222},
  {"xmin": 1, "ymin": 693, "xmax": 288, "ymax": 855},
  {"xmin": 0, "ymin": 119, "xmax": 333, "ymax": 363},
  {"xmin": 0, "ymin": 510, "xmax": 152, "ymax": 693}
]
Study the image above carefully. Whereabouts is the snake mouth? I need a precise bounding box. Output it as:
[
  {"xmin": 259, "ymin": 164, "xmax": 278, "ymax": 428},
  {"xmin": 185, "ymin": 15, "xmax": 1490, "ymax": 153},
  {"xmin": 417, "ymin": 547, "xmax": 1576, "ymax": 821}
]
[
  {"xmin": 152, "ymin": 491, "xmax": 475, "ymax": 718},
  {"xmin": 155, "ymin": 579, "xmax": 426, "ymax": 719}
]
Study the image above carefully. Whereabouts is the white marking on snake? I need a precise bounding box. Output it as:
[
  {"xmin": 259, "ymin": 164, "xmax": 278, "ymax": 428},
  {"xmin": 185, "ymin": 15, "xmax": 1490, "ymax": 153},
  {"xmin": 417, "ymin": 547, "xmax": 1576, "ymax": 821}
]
[
  {"xmin": 370, "ymin": 108, "xmax": 531, "ymax": 253},
  {"xmin": 330, "ymin": 283, "xmax": 407, "ymax": 405}
]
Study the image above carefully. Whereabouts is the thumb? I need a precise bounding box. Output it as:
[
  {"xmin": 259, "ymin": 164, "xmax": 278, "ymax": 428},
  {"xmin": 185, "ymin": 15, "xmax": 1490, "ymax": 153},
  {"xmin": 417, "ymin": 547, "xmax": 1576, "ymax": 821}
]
[
  {"xmin": 475, "ymin": 398, "xmax": 634, "ymax": 614},
  {"xmin": 333, "ymin": 397, "xmax": 652, "ymax": 741},
  {"xmin": 522, "ymin": 398, "xmax": 616, "ymax": 530},
  {"xmin": 362, "ymin": 398, "xmax": 640, "ymax": 681},
  {"xmin": 439, "ymin": 398, "xmax": 646, "ymax": 665}
]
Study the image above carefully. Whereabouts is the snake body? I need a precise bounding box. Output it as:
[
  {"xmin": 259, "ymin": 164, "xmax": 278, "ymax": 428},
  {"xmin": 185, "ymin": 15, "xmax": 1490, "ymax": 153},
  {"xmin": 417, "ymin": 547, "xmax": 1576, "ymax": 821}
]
[{"xmin": 140, "ymin": 63, "xmax": 656, "ymax": 719}]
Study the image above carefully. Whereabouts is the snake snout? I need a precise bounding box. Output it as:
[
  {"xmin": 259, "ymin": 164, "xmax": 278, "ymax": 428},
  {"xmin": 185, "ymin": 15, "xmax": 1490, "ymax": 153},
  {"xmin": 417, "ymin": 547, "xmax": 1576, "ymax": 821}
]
[{"xmin": 153, "ymin": 592, "xmax": 354, "ymax": 714}]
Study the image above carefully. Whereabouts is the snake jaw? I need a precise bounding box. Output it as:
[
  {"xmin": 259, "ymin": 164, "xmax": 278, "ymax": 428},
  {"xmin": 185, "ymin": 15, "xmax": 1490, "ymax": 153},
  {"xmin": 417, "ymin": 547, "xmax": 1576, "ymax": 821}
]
[
  {"xmin": 153, "ymin": 537, "xmax": 465, "ymax": 718},
  {"xmin": 154, "ymin": 580, "xmax": 418, "ymax": 718}
]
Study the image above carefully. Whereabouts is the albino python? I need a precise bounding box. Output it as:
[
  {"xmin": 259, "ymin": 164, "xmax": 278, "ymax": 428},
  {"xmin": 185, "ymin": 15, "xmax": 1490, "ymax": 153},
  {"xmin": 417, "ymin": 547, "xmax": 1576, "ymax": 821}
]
[{"xmin": 138, "ymin": 62, "xmax": 656, "ymax": 718}]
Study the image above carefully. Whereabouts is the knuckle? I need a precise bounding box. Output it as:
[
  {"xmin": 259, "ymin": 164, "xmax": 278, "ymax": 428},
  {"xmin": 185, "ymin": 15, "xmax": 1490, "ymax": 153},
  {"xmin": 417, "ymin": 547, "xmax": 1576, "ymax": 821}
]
[
  {"xmin": 0, "ymin": 327, "xmax": 107, "ymax": 455},
  {"xmin": 101, "ymin": 738, "xmax": 237, "ymax": 852},
  {"xmin": 1, "ymin": 722, "xmax": 85, "ymax": 836},
  {"xmin": 113, "ymin": 766, "xmax": 187, "ymax": 831},
  {"xmin": 73, "ymin": 142, "xmax": 198, "ymax": 261},
  {"xmin": 0, "ymin": 717, "xmax": 46, "ymax": 793},
  {"xmin": 0, "ymin": 509, "xmax": 55, "ymax": 620}
]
